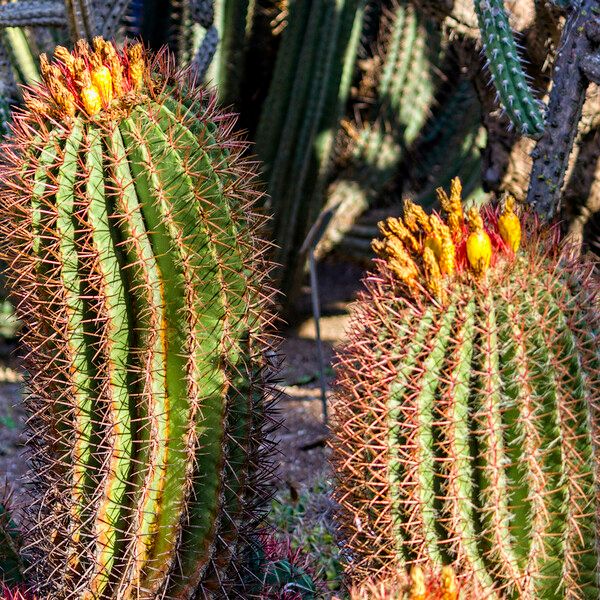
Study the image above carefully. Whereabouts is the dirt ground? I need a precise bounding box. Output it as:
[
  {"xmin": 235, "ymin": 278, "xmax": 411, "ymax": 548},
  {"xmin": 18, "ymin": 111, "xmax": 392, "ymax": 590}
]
[{"xmin": 0, "ymin": 259, "xmax": 365, "ymax": 517}]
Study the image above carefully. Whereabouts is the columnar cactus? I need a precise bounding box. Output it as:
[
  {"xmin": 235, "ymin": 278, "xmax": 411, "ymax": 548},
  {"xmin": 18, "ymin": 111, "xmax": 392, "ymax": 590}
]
[
  {"xmin": 473, "ymin": 0, "xmax": 546, "ymax": 138},
  {"xmin": 331, "ymin": 178, "xmax": 600, "ymax": 598},
  {"xmin": 0, "ymin": 38, "xmax": 276, "ymax": 599}
]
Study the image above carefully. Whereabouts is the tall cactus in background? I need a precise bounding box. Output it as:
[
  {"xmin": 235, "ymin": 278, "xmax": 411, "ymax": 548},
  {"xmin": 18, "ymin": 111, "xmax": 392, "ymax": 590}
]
[
  {"xmin": 0, "ymin": 39, "xmax": 277, "ymax": 599},
  {"xmin": 315, "ymin": 1, "xmax": 441, "ymax": 259},
  {"xmin": 255, "ymin": 0, "xmax": 366, "ymax": 306},
  {"xmin": 474, "ymin": 0, "xmax": 545, "ymax": 138},
  {"xmin": 331, "ymin": 179, "xmax": 600, "ymax": 597}
]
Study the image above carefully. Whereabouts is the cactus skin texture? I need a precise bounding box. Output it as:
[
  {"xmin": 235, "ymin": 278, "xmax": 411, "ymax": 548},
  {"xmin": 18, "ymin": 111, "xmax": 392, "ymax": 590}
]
[
  {"xmin": 474, "ymin": 0, "xmax": 545, "ymax": 138},
  {"xmin": 331, "ymin": 179, "xmax": 600, "ymax": 598},
  {"xmin": 0, "ymin": 38, "xmax": 277, "ymax": 600}
]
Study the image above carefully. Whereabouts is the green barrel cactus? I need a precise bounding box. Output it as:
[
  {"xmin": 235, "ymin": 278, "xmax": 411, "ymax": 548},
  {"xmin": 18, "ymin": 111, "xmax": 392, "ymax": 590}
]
[
  {"xmin": 0, "ymin": 38, "xmax": 277, "ymax": 599},
  {"xmin": 331, "ymin": 179, "xmax": 600, "ymax": 598}
]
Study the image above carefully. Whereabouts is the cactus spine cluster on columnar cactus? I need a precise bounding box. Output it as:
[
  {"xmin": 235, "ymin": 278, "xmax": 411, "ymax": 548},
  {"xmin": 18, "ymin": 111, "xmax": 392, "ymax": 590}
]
[
  {"xmin": 473, "ymin": 0, "xmax": 546, "ymax": 138},
  {"xmin": 0, "ymin": 37, "xmax": 277, "ymax": 599},
  {"xmin": 331, "ymin": 177, "xmax": 600, "ymax": 598}
]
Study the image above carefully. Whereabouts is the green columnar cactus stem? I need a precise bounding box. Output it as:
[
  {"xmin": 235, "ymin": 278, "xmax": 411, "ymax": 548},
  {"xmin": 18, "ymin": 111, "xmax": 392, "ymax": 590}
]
[
  {"xmin": 474, "ymin": 0, "xmax": 546, "ymax": 138},
  {"xmin": 331, "ymin": 182, "xmax": 600, "ymax": 597},
  {"xmin": 255, "ymin": 0, "xmax": 366, "ymax": 305},
  {"xmin": 315, "ymin": 2, "xmax": 441, "ymax": 259},
  {"xmin": 0, "ymin": 39, "xmax": 276, "ymax": 600},
  {"xmin": 209, "ymin": 0, "xmax": 253, "ymax": 106}
]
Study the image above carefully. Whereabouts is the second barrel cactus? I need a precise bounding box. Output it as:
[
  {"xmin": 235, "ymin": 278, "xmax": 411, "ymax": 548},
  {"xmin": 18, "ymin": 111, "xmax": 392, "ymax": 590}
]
[
  {"xmin": 331, "ymin": 178, "xmax": 600, "ymax": 598},
  {"xmin": 0, "ymin": 38, "xmax": 276, "ymax": 599}
]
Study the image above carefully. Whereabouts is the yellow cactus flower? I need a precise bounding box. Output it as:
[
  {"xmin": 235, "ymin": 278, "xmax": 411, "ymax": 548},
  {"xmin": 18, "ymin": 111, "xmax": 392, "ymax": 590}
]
[
  {"xmin": 403, "ymin": 199, "xmax": 432, "ymax": 236},
  {"xmin": 379, "ymin": 217, "xmax": 420, "ymax": 255},
  {"xmin": 372, "ymin": 237, "xmax": 419, "ymax": 288},
  {"xmin": 440, "ymin": 566, "xmax": 459, "ymax": 600},
  {"xmin": 426, "ymin": 215, "xmax": 455, "ymax": 276},
  {"xmin": 128, "ymin": 43, "xmax": 145, "ymax": 91},
  {"xmin": 423, "ymin": 246, "xmax": 445, "ymax": 302},
  {"xmin": 437, "ymin": 177, "xmax": 464, "ymax": 237},
  {"xmin": 440, "ymin": 234, "xmax": 456, "ymax": 277},
  {"xmin": 409, "ymin": 565, "xmax": 426, "ymax": 600},
  {"xmin": 40, "ymin": 55, "xmax": 77, "ymax": 117},
  {"xmin": 498, "ymin": 195, "xmax": 521, "ymax": 253},
  {"xmin": 53, "ymin": 45, "xmax": 76, "ymax": 77},
  {"xmin": 466, "ymin": 207, "xmax": 492, "ymax": 276}
]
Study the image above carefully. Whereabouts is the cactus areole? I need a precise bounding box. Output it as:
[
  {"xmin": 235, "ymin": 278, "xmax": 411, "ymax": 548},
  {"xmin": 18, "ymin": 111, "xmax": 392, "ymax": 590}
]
[
  {"xmin": 0, "ymin": 38, "xmax": 277, "ymax": 599},
  {"xmin": 332, "ymin": 178, "xmax": 600, "ymax": 598}
]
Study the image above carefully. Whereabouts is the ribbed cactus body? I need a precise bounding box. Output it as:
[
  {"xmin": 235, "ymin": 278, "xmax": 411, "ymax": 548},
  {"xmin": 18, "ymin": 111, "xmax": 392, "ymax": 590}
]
[
  {"xmin": 331, "ymin": 184, "xmax": 600, "ymax": 598},
  {"xmin": 474, "ymin": 0, "xmax": 545, "ymax": 137},
  {"xmin": 0, "ymin": 40, "xmax": 275, "ymax": 599}
]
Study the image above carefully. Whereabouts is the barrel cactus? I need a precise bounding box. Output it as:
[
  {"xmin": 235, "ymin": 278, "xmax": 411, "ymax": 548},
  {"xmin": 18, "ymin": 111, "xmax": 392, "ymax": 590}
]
[
  {"xmin": 0, "ymin": 38, "xmax": 277, "ymax": 599},
  {"xmin": 331, "ymin": 177, "xmax": 600, "ymax": 598}
]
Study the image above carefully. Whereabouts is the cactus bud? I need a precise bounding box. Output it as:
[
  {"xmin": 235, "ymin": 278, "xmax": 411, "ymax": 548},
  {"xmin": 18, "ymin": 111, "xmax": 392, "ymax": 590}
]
[
  {"xmin": 466, "ymin": 207, "xmax": 492, "ymax": 276},
  {"xmin": 498, "ymin": 195, "xmax": 522, "ymax": 253}
]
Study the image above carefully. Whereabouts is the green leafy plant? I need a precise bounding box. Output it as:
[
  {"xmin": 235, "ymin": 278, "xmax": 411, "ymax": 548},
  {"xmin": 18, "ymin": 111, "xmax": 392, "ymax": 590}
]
[
  {"xmin": 331, "ymin": 179, "xmax": 600, "ymax": 597},
  {"xmin": 0, "ymin": 38, "xmax": 277, "ymax": 599},
  {"xmin": 269, "ymin": 478, "xmax": 345, "ymax": 593}
]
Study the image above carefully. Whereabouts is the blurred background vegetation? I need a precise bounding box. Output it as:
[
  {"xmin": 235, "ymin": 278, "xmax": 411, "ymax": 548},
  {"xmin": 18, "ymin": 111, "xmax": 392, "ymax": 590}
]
[{"xmin": 0, "ymin": 0, "xmax": 597, "ymax": 317}]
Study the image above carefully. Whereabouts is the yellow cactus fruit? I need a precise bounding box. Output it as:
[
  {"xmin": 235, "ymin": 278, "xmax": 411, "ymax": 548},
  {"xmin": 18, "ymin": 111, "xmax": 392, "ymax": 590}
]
[
  {"xmin": 440, "ymin": 566, "xmax": 459, "ymax": 600},
  {"xmin": 80, "ymin": 86, "xmax": 102, "ymax": 116},
  {"xmin": 424, "ymin": 233, "xmax": 442, "ymax": 261},
  {"xmin": 73, "ymin": 58, "xmax": 102, "ymax": 116},
  {"xmin": 379, "ymin": 217, "xmax": 420, "ymax": 254},
  {"xmin": 437, "ymin": 176, "xmax": 464, "ymax": 237},
  {"xmin": 466, "ymin": 207, "xmax": 492, "ymax": 276},
  {"xmin": 409, "ymin": 566, "xmax": 427, "ymax": 600},
  {"xmin": 403, "ymin": 199, "xmax": 432, "ymax": 236},
  {"xmin": 128, "ymin": 43, "xmax": 145, "ymax": 91},
  {"xmin": 498, "ymin": 195, "xmax": 522, "ymax": 253},
  {"xmin": 90, "ymin": 53, "xmax": 114, "ymax": 106},
  {"xmin": 372, "ymin": 237, "xmax": 419, "ymax": 288},
  {"xmin": 96, "ymin": 37, "xmax": 124, "ymax": 96}
]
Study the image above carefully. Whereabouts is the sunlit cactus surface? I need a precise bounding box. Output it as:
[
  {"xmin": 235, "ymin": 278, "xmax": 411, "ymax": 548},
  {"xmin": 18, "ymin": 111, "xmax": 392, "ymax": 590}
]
[
  {"xmin": 0, "ymin": 37, "xmax": 277, "ymax": 600},
  {"xmin": 331, "ymin": 177, "xmax": 600, "ymax": 598}
]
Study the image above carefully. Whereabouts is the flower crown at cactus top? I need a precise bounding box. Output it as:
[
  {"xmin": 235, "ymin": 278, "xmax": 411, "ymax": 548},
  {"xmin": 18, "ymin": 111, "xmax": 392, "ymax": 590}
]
[
  {"xmin": 30, "ymin": 38, "xmax": 147, "ymax": 119},
  {"xmin": 349, "ymin": 565, "xmax": 460, "ymax": 600},
  {"xmin": 372, "ymin": 177, "xmax": 522, "ymax": 301}
]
